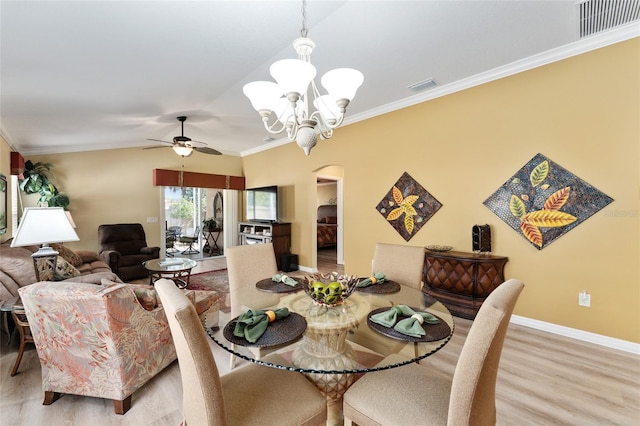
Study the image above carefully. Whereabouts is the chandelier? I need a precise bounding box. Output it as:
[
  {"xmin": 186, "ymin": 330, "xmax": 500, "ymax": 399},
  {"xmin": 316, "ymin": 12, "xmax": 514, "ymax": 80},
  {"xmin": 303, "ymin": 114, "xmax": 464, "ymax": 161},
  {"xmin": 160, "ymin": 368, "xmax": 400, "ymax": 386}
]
[{"xmin": 243, "ymin": 0, "xmax": 363, "ymax": 155}]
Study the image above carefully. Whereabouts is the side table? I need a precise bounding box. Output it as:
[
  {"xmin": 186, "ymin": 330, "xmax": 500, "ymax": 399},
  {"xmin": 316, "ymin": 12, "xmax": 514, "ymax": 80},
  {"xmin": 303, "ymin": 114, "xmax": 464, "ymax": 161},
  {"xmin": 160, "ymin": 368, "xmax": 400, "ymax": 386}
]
[
  {"xmin": 143, "ymin": 258, "xmax": 198, "ymax": 289},
  {"xmin": 203, "ymin": 227, "xmax": 222, "ymax": 256},
  {"xmin": 0, "ymin": 296, "xmax": 20, "ymax": 344},
  {"xmin": 10, "ymin": 308, "xmax": 34, "ymax": 376}
]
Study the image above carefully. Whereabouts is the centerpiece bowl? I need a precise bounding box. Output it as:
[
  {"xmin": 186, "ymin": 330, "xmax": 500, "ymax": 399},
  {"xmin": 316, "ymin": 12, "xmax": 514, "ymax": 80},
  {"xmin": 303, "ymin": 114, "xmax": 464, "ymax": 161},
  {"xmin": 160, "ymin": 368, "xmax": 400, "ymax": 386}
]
[{"xmin": 302, "ymin": 272, "xmax": 359, "ymax": 307}]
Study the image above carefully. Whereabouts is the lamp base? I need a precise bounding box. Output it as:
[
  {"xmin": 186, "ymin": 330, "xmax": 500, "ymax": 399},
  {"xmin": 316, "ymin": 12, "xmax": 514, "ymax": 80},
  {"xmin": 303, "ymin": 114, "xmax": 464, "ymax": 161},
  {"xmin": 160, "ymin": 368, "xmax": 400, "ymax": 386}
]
[{"xmin": 31, "ymin": 246, "xmax": 59, "ymax": 281}]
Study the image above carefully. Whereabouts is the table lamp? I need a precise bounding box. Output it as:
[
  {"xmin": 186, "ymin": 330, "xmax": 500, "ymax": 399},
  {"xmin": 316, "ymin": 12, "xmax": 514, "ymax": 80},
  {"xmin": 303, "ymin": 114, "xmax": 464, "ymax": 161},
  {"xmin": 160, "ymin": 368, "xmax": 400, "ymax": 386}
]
[{"xmin": 11, "ymin": 207, "xmax": 80, "ymax": 281}]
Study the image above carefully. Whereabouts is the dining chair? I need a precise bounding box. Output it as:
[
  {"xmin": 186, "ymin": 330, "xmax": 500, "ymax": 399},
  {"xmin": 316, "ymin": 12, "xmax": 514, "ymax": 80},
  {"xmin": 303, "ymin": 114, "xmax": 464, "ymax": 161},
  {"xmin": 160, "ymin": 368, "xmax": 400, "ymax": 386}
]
[
  {"xmin": 342, "ymin": 279, "xmax": 524, "ymax": 426},
  {"xmin": 154, "ymin": 279, "xmax": 327, "ymax": 426},
  {"xmin": 226, "ymin": 243, "xmax": 281, "ymax": 367},
  {"xmin": 371, "ymin": 242, "xmax": 425, "ymax": 290}
]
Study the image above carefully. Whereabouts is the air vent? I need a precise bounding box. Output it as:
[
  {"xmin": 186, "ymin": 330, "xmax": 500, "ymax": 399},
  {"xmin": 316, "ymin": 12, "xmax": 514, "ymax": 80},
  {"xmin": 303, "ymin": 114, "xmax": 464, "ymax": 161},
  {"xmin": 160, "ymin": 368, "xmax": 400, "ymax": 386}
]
[
  {"xmin": 407, "ymin": 78, "xmax": 437, "ymax": 92},
  {"xmin": 579, "ymin": 0, "xmax": 640, "ymax": 37}
]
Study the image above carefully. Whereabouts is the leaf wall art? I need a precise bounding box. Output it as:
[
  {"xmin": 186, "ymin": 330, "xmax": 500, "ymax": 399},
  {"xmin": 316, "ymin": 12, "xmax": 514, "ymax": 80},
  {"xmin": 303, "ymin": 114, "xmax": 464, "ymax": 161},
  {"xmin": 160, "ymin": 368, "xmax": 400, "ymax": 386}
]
[
  {"xmin": 483, "ymin": 153, "xmax": 613, "ymax": 250},
  {"xmin": 376, "ymin": 172, "xmax": 442, "ymax": 241}
]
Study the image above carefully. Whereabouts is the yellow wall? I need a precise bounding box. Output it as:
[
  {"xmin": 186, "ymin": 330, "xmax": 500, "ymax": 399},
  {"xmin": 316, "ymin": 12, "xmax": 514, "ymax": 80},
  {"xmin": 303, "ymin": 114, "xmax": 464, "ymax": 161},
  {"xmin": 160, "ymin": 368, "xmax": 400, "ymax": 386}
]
[
  {"xmin": 242, "ymin": 39, "xmax": 640, "ymax": 342},
  {"xmin": 12, "ymin": 39, "xmax": 639, "ymax": 342},
  {"xmin": 27, "ymin": 147, "xmax": 243, "ymax": 252},
  {"xmin": 0, "ymin": 136, "xmax": 12, "ymax": 244}
]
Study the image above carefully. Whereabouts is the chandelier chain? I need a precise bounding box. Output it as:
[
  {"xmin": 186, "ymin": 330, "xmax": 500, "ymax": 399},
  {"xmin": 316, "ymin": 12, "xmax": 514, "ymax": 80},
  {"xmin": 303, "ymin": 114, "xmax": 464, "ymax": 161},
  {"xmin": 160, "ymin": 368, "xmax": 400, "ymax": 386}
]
[{"xmin": 300, "ymin": 0, "xmax": 308, "ymax": 38}]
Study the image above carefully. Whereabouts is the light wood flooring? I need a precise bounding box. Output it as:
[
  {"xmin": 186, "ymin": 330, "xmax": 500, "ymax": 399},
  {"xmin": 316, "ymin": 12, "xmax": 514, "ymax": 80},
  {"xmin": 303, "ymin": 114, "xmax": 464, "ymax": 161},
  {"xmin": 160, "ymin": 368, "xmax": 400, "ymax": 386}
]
[{"xmin": 2, "ymin": 252, "xmax": 638, "ymax": 425}]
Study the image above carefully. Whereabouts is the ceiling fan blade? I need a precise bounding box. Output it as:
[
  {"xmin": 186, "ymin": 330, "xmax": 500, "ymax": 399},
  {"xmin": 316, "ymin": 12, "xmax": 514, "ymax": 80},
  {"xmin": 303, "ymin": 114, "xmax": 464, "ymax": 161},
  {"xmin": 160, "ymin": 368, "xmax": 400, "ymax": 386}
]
[
  {"xmin": 194, "ymin": 147, "xmax": 222, "ymax": 155},
  {"xmin": 146, "ymin": 138, "xmax": 173, "ymax": 145},
  {"xmin": 142, "ymin": 145, "xmax": 171, "ymax": 150},
  {"xmin": 190, "ymin": 139, "xmax": 209, "ymax": 147}
]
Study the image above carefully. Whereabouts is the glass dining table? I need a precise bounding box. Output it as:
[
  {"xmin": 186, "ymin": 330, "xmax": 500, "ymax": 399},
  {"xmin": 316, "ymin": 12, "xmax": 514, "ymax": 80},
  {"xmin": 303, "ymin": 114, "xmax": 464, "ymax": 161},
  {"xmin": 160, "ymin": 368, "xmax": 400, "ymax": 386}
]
[{"xmin": 207, "ymin": 278, "xmax": 455, "ymax": 425}]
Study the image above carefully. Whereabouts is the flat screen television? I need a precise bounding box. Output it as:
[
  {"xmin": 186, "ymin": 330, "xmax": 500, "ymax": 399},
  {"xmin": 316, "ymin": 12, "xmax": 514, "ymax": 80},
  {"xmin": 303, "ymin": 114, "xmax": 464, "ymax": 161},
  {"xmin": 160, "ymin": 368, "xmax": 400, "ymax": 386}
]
[{"xmin": 245, "ymin": 185, "xmax": 279, "ymax": 223}]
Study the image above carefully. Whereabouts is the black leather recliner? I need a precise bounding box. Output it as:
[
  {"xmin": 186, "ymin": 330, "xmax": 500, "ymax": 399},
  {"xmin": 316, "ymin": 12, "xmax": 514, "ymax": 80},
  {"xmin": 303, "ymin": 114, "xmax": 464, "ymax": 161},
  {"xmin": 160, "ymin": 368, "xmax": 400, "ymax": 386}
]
[{"xmin": 98, "ymin": 223, "xmax": 160, "ymax": 281}]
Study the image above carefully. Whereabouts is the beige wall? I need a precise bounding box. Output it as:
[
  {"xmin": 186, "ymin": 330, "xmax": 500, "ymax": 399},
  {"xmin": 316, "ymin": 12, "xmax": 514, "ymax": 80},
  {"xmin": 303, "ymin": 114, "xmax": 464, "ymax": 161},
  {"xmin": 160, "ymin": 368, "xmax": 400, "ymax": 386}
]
[
  {"xmin": 26, "ymin": 147, "xmax": 243, "ymax": 252},
  {"xmin": 0, "ymin": 136, "xmax": 12, "ymax": 244},
  {"xmin": 8, "ymin": 39, "xmax": 638, "ymax": 342},
  {"xmin": 242, "ymin": 39, "xmax": 639, "ymax": 343},
  {"xmin": 317, "ymin": 182, "xmax": 337, "ymax": 206}
]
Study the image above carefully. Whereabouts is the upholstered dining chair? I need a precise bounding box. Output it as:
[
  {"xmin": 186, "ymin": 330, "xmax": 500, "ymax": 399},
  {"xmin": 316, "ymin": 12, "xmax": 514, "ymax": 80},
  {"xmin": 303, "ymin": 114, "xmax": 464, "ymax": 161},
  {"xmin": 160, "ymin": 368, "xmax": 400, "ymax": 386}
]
[
  {"xmin": 342, "ymin": 279, "xmax": 524, "ymax": 426},
  {"xmin": 154, "ymin": 279, "xmax": 327, "ymax": 426},
  {"xmin": 371, "ymin": 242, "xmax": 425, "ymax": 290},
  {"xmin": 225, "ymin": 243, "xmax": 281, "ymax": 367}
]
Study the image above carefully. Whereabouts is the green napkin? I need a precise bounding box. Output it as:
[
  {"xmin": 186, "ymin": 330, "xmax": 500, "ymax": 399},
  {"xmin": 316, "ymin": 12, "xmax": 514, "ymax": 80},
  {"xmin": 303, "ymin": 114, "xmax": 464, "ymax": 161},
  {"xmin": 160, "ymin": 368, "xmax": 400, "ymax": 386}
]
[
  {"xmin": 394, "ymin": 311, "xmax": 440, "ymax": 337},
  {"xmin": 370, "ymin": 304, "xmax": 439, "ymax": 337},
  {"xmin": 233, "ymin": 308, "xmax": 290, "ymax": 343},
  {"xmin": 357, "ymin": 272, "xmax": 387, "ymax": 287},
  {"xmin": 272, "ymin": 273, "xmax": 298, "ymax": 287}
]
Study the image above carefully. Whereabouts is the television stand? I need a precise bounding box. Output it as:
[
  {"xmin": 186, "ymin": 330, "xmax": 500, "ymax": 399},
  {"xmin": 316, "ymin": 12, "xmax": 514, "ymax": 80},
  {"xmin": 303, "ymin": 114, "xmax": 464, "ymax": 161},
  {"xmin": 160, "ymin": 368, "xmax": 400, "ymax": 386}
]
[{"xmin": 238, "ymin": 222, "xmax": 291, "ymax": 270}]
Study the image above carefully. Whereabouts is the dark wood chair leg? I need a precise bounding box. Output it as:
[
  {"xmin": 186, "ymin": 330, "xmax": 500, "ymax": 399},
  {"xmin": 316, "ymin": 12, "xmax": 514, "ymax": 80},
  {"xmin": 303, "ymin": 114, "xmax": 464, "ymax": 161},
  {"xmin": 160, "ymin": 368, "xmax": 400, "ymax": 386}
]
[
  {"xmin": 43, "ymin": 391, "xmax": 62, "ymax": 405},
  {"xmin": 9, "ymin": 338, "xmax": 25, "ymax": 376},
  {"xmin": 113, "ymin": 395, "xmax": 132, "ymax": 414}
]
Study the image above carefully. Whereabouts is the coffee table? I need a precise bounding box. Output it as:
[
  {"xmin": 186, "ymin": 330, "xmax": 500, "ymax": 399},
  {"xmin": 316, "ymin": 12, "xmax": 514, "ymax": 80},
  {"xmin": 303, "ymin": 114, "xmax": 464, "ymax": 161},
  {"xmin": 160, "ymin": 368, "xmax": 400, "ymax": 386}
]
[{"xmin": 143, "ymin": 258, "xmax": 197, "ymax": 288}]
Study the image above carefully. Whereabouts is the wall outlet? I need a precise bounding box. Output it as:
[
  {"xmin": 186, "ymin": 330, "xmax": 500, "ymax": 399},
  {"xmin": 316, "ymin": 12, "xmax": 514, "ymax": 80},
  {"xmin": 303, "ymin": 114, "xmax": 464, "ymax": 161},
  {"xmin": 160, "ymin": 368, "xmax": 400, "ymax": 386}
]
[
  {"xmin": 578, "ymin": 291, "xmax": 591, "ymax": 307},
  {"xmin": 146, "ymin": 217, "xmax": 158, "ymax": 223}
]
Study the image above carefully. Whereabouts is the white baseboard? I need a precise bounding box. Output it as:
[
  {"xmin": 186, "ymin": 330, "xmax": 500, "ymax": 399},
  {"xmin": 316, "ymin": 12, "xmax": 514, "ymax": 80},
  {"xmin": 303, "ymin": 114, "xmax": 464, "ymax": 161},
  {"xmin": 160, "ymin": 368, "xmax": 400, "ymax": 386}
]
[
  {"xmin": 510, "ymin": 315, "xmax": 640, "ymax": 355},
  {"xmin": 296, "ymin": 264, "xmax": 639, "ymax": 355}
]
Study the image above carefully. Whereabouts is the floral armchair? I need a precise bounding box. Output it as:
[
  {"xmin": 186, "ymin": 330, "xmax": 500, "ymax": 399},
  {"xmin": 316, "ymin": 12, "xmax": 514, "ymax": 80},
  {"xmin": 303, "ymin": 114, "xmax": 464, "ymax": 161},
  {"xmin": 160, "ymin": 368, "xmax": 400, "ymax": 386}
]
[{"xmin": 18, "ymin": 281, "xmax": 179, "ymax": 414}]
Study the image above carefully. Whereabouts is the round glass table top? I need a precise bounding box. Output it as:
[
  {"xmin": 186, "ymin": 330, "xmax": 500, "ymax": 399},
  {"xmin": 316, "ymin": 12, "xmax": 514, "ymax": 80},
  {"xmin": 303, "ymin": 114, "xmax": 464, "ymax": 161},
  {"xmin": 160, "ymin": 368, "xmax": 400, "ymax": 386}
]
[
  {"xmin": 143, "ymin": 258, "xmax": 197, "ymax": 272},
  {"xmin": 208, "ymin": 283, "xmax": 454, "ymax": 374}
]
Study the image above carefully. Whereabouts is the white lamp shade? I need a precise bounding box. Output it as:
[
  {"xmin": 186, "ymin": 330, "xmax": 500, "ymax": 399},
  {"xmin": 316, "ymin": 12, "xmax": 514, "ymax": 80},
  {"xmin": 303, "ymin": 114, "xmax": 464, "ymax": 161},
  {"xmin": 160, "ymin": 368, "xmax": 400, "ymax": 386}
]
[
  {"xmin": 270, "ymin": 59, "xmax": 316, "ymax": 96},
  {"xmin": 11, "ymin": 207, "xmax": 79, "ymax": 247},
  {"xmin": 313, "ymin": 95, "xmax": 341, "ymax": 124},
  {"xmin": 173, "ymin": 146, "xmax": 193, "ymax": 157},
  {"xmin": 321, "ymin": 68, "xmax": 364, "ymax": 101},
  {"xmin": 242, "ymin": 81, "xmax": 282, "ymax": 112}
]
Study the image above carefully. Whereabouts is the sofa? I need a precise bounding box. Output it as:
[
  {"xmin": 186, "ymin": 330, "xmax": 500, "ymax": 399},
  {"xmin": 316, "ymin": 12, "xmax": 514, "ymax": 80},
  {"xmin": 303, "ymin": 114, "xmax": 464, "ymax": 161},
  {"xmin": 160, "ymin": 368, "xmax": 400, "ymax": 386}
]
[{"xmin": 0, "ymin": 241, "xmax": 117, "ymax": 304}]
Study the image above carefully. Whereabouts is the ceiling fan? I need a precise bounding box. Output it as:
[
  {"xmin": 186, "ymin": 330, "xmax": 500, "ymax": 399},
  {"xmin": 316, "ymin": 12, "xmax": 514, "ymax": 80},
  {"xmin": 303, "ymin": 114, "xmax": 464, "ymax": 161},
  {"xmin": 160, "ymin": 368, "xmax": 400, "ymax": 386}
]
[{"xmin": 145, "ymin": 116, "xmax": 222, "ymax": 156}]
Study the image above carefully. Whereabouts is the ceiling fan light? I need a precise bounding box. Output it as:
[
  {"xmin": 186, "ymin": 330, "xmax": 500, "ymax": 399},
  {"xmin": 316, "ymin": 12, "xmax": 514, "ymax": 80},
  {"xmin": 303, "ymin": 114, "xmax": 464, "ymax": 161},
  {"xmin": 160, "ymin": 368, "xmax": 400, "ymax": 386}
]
[
  {"xmin": 173, "ymin": 146, "xmax": 193, "ymax": 157},
  {"xmin": 270, "ymin": 59, "xmax": 316, "ymax": 97},
  {"xmin": 243, "ymin": 81, "xmax": 281, "ymax": 112},
  {"xmin": 321, "ymin": 68, "xmax": 364, "ymax": 102}
]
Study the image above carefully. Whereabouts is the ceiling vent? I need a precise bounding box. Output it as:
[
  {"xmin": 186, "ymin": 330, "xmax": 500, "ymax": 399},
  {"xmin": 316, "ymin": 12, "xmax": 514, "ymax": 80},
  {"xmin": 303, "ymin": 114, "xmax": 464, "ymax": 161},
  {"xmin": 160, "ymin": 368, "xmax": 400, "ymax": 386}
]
[
  {"xmin": 579, "ymin": 0, "xmax": 640, "ymax": 37},
  {"xmin": 407, "ymin": 78, "xmax": 437, "ymax": 92}
]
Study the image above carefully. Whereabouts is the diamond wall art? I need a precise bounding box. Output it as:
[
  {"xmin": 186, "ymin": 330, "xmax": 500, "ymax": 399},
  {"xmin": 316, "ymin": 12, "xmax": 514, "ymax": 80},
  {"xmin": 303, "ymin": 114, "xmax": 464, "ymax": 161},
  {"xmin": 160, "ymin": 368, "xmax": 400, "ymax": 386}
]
[
  {"xmin": 483, "ymin": 153, "xmax": 613, "ymax": 250},
  {"xmin": 376, "ymin": 172, "xmax": 442, "ymax": 241}
]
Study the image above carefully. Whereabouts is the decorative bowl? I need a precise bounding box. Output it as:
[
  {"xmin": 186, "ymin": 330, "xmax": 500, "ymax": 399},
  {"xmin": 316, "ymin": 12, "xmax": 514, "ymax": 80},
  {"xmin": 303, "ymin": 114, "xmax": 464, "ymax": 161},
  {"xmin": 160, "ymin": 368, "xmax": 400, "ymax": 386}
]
[
  {"xmin": 426, "ymin": 245, "xmax": 453, "ymax": 252},
  {"xmin": 302, "ymin": 272, "xmax": 359, "ymax": 307}
]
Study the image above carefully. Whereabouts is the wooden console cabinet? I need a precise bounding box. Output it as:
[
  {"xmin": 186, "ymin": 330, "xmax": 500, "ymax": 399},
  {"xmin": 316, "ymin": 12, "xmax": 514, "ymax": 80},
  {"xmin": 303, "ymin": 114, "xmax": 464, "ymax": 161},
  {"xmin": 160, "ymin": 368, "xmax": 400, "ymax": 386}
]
[
  {"xmin": 422, "ymin": 250, "xmax": 508, "ymax": 319},
  {"xmin": 238, "ymin": 222, "xmax": 291, "ymax": 271}
]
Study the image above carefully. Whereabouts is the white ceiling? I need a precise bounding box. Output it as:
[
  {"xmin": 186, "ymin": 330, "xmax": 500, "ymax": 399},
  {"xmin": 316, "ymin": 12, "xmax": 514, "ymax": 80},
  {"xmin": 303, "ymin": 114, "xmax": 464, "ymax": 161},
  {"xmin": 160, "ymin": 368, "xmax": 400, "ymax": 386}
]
[{"xmin": 0, "ymin": 1, "xmax": 637, "ymax": 157}]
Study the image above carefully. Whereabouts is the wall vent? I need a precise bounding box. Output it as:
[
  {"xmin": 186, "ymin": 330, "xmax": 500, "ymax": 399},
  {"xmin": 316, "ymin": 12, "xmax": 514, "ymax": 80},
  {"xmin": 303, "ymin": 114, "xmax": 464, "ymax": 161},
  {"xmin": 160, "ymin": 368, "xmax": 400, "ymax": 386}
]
[{"xmin": 579, "ymin": 0, "xmax": 640, "ymax": 37}]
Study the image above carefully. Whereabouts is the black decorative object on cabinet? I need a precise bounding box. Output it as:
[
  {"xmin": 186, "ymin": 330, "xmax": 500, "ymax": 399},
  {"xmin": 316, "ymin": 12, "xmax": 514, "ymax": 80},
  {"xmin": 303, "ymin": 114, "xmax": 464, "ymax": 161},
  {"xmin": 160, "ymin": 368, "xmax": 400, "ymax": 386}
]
[{"xmin": 472, "ymin": 224, "xmax": 492, "ymax": 253}]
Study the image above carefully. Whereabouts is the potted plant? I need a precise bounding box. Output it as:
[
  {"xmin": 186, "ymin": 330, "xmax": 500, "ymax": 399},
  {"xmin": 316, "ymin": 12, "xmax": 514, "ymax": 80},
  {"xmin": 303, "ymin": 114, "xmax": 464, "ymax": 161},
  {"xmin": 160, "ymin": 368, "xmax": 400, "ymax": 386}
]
[
  {"xmin": 18, "ymin": 160, "xmax": 70, "ymax": 208},
  {"xmin": 203, "ymin": 218, "xmax": 217, "ymax": 231}
]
